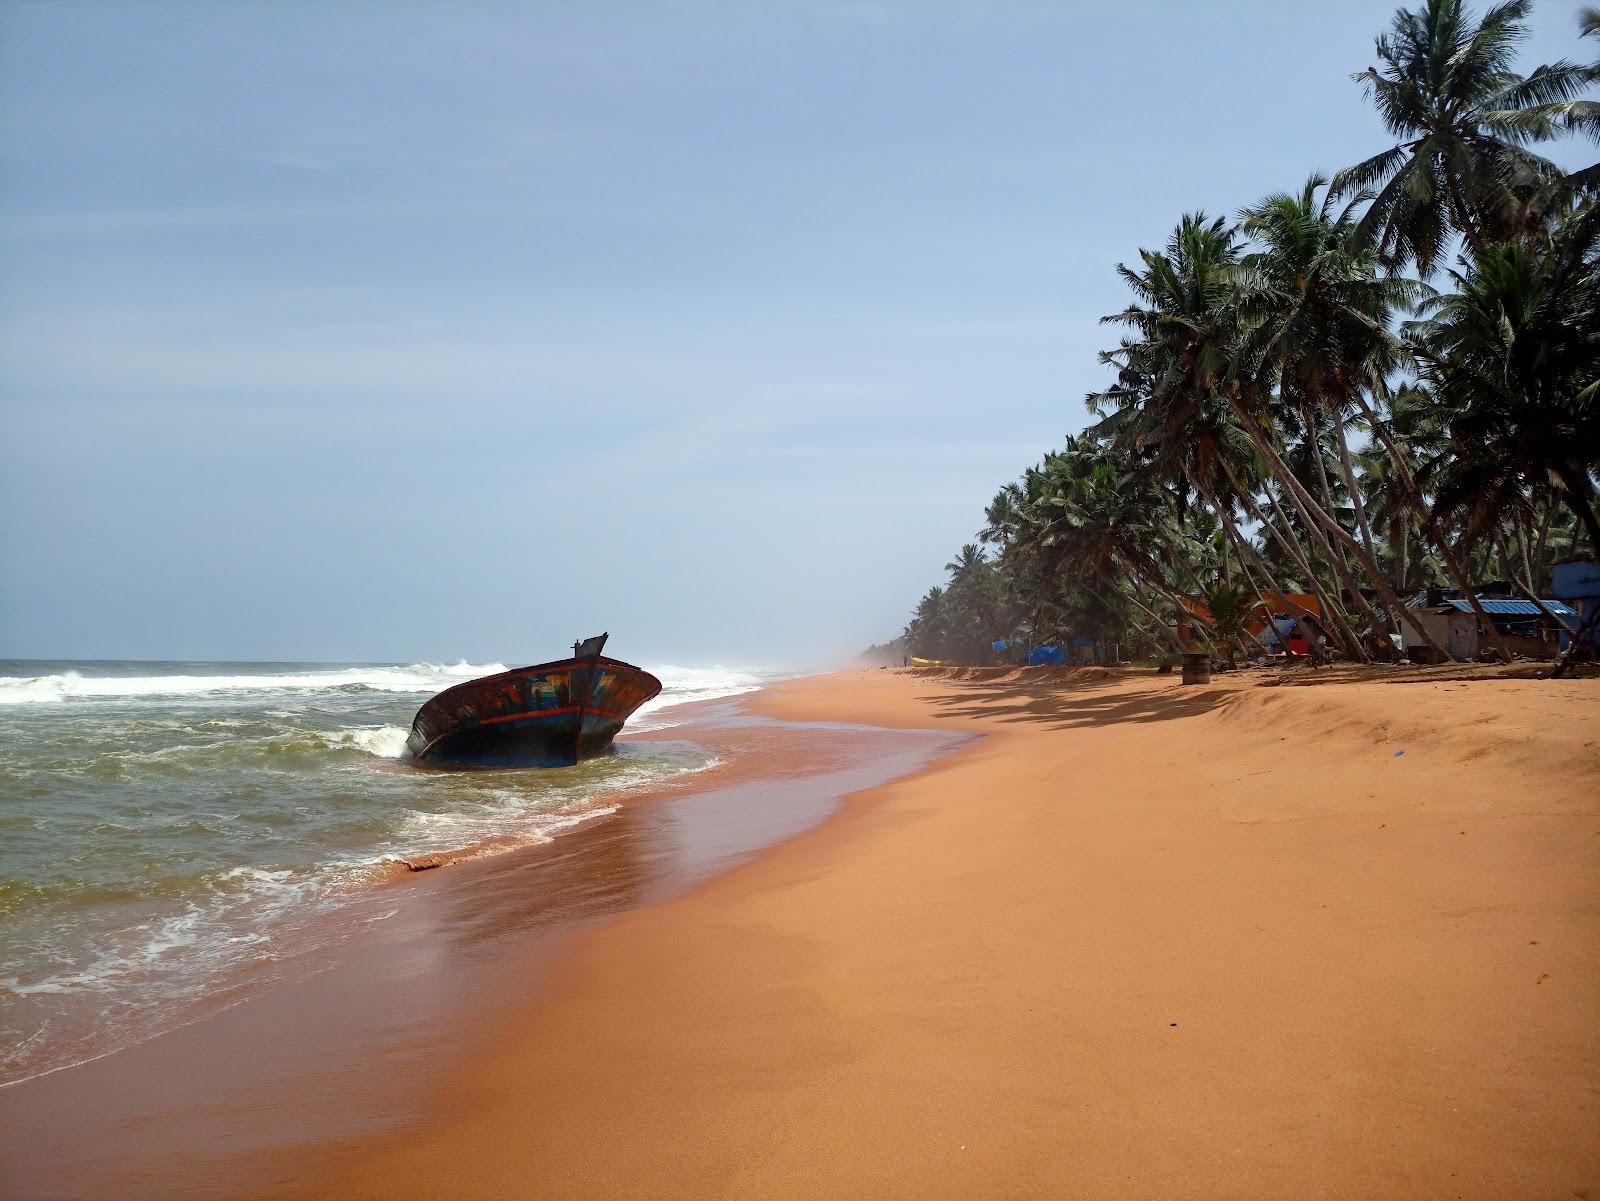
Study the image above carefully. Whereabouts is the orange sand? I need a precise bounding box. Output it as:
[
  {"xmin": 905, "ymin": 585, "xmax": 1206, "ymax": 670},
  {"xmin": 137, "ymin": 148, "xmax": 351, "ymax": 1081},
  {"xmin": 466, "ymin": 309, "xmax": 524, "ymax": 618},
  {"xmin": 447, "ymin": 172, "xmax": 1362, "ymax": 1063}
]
[{"xmin": 283, "ymin": 667, "xmax": 1599, "ymax": 1199}]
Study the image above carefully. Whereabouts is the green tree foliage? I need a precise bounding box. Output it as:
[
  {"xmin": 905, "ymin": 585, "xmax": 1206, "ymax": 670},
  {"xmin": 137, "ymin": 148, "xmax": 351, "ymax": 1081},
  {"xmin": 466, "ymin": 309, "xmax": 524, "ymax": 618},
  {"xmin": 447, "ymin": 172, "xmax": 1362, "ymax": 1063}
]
[
  {"xmin": 1332, "ymin": 0, "xmax": 1590, "ymax": 274},
  {"xmin": 897, "ymin": 0, "xmax": 1596, "ymax": 669}
]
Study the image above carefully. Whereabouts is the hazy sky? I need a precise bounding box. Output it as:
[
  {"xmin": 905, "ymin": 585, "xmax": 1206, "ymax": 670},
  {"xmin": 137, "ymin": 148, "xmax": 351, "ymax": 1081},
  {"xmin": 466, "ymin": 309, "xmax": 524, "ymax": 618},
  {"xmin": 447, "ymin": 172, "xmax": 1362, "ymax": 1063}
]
[{"xmin": 1, "ymin": 1, "xmax": 1590, "ymax": 666}]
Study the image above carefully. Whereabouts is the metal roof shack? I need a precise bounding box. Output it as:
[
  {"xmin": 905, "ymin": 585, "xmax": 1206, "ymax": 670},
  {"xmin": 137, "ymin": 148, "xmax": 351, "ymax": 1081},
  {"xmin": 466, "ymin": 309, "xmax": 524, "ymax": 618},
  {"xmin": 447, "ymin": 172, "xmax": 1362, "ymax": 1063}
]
[
  {"xmin": 1400, "ymin": 594, "xmax": 1576, "ymax": 662},
  {"xmin": 1434, "ymin": 597, "xmax": 1577, "ymax": 618}
]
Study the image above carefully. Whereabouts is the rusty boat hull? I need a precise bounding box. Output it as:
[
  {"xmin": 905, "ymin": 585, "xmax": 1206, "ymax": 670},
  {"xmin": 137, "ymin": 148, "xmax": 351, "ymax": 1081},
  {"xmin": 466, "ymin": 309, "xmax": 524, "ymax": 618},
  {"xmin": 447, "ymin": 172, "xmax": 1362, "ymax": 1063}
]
[{"xmin": 405, "ymin": 639, "xmax": 661, "ymax": 769}]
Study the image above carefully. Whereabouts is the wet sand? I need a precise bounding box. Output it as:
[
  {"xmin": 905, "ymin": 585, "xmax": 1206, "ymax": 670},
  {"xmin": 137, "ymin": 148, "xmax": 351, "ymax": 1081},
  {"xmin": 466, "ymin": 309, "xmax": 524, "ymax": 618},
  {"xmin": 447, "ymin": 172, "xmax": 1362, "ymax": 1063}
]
[
  {"xmin": 6, "ymin": 667, "xmax": 1599, "ymax": 1200},
  {"xmin": 0, "ymin": 700, "xmax": 964, "ymax": 1201}
]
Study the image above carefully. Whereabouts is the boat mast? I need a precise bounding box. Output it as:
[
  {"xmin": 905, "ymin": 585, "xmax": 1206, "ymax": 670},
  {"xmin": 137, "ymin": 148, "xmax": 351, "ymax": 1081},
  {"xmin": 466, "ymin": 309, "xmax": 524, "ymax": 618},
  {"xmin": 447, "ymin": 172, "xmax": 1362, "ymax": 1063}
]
[{"xmin": 570, "ymin": 632, "xmax": 608, "ymax": 761}]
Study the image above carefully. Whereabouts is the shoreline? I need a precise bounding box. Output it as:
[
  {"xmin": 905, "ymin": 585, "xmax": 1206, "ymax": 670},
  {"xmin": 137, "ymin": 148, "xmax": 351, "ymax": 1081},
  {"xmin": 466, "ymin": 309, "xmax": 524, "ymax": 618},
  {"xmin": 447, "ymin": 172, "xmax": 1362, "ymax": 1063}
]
[
  {"xmin": 0, "ymin": 682, "xmax": 776, "ymax": 1092},
  {"xmin": 4, "ymin": 665, "xmax": 1597, "ymax": 1200},
  {"xmin": 0, "ymin": 691, "xmax": 967, "ymax": 1200},
  {"xmin": 270, "ymin": 665, "xmax": 1597, "ymax": 1200},
  {"xmin": 0, "ymin": 664, "xmax": 774, "ymax": 1092}
]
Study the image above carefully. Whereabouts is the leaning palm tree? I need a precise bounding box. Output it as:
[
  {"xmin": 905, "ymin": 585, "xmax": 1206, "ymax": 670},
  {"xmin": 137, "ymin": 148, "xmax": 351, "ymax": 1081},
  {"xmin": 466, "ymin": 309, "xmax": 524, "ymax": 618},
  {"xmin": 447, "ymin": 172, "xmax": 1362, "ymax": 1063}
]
[
  {"xmin": 1333, "ymin": 0, "xmax": 1590, "ymax": 275},
  {"xmin": 1088, "ymin": 325, "xmax": 1344, "ymax": 659},
  {"xmin": 1236, "ymin": 174, "xmax": 1520, "ymax": 659},
  {"xmin": 1103, "ymin": 212, "xmax": 1436, "ymax": 657},
  {"xmin": 1356, "ymin": 383, "xmax": 1449, "ymax": 593},
  {"xmin": 1407, "ymin": 205, "xmax": 1600, "ymax": 554},
  {"xmin": 1235, "ymin": 176, "xmax": 1423, "ymax": 611}
]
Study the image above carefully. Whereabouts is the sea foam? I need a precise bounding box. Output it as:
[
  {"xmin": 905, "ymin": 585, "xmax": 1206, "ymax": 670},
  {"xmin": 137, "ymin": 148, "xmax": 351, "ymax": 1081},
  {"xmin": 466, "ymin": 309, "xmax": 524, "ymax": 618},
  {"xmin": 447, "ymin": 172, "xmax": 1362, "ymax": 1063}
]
[
  {"xmin": 631, "ymin": 665, "xmax": 767, "ymax": 729},
  {"xmin": 0, "ymin": 655, "xmax": 780, "ymax": 1087},
  {"xmin": 325, "ymin": 726, "xmax": 411, "ymax": 758},
  {"xmin": 0, "ymin": 662, "xmax": 506, "ymax": 705}
]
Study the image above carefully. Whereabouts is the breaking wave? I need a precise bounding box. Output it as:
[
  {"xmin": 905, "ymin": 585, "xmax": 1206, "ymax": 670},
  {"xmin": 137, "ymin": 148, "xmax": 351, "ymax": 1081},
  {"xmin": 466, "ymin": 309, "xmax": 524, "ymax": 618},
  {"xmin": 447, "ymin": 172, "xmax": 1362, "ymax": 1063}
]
[
  {"xmin": 632, "ymin": 665, "xmax": 767, "ymax": 729},
  {"xmin": 0, "ymin": 662, "xmax": 506, "ymax": 705},
  {"xmin": 0, "ymin": 655, "xmax": 789, "ymax": 1086},
  {"xmin": 323, "ymin": 725, "xmax": 410, "ymax": 759}
]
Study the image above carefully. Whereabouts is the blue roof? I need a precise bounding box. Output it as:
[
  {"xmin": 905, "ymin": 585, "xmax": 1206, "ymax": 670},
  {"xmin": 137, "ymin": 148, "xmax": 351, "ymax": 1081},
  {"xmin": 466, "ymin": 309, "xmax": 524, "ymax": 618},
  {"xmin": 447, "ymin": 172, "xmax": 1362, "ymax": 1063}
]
[{"xmin": 1440, "ymin": 597, "xmax": 1576, "ymax": 617}]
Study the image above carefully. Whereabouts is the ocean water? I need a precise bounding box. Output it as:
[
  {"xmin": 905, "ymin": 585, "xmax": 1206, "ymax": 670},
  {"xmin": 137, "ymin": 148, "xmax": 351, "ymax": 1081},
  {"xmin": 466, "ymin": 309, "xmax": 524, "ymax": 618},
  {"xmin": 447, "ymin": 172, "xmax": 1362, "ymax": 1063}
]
[{"xmin": 0, "ymin": 658, "xmax": 773, "ymax": 1085}]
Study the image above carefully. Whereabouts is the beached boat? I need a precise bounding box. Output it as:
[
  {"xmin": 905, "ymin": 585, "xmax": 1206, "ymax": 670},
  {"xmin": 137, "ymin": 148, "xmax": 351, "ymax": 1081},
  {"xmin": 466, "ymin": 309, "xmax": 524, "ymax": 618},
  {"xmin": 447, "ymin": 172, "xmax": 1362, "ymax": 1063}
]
[{"xmin": 405, "ymin": 635, "xmax": 662, "ymax": 768}]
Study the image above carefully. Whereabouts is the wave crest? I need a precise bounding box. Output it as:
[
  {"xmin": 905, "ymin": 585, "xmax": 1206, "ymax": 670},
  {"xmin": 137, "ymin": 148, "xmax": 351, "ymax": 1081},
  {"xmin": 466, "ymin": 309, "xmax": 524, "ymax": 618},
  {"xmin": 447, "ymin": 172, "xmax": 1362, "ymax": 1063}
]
[{"xmin": 0, "ymin": 663, "xmax": 506, "ymax": 706}]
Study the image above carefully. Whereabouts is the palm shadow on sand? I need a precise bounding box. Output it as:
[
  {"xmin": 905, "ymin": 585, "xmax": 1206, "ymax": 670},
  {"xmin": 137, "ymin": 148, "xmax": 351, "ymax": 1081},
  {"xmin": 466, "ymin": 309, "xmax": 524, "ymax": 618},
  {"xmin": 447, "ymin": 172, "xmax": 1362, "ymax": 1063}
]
[{"xmin": 918, "ymin": 675, "xmax": 1240, "ymax": 730}]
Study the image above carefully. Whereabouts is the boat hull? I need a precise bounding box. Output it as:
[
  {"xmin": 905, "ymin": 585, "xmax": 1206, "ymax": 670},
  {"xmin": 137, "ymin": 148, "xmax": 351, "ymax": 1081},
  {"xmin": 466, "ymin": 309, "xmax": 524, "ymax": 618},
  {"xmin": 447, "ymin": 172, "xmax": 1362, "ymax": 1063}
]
[{"xmin": 405, "ymin": 657, "xmax": 662, "ymax": 769}]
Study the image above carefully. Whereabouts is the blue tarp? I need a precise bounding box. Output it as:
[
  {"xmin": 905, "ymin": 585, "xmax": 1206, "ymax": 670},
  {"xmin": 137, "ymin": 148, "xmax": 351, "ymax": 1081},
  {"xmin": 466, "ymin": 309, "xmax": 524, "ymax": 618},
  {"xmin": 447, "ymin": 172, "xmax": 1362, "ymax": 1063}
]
[
  {"xmin": 1025, "ymin": 645, "xmax": 1064, "ymax": 666},
  {"xmin": 1553, "ymin": 561, "xmax": 1600, "ymax": 601}
]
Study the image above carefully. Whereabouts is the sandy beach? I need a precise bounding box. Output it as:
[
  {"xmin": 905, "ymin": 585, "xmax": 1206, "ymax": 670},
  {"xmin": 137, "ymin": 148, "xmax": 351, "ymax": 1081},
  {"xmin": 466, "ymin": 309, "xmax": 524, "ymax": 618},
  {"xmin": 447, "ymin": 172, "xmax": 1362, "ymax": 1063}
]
[
  {"xmin": 3, "ymin": 665, "xmax": 1596, "ymax": 1200},
  {"xmin": 8, "ymin": 2, "xmax": 1598, "ymax": 1198},
  {"xmin": 250, "ymin": 666, "xmax": 1596, "ymax": 1199}
]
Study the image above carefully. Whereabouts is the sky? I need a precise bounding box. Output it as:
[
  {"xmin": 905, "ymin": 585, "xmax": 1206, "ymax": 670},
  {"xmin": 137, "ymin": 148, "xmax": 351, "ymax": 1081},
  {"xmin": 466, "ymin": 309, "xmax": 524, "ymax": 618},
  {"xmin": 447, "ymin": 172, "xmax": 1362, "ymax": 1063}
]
[{"xmin": 0, "ymin": 0, "xmax": 1592, "ymax": 667}]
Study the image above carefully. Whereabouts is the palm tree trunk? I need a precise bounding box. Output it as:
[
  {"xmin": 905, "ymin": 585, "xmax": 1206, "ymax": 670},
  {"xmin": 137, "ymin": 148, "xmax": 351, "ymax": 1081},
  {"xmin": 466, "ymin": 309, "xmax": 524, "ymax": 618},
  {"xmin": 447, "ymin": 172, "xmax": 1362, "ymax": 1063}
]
[
  {"xmin": 1438, "ymin": 531, "xmax": 1514, "ymax": 660},
  {"xmin": 1260, "ymin": 489, "xmax": 1368, "ymax": 660},
  {"xmin": 1533, "ymin": 496, "xmax": 1553, "ymax": 581},
  {"xmin": 1168, "ymin": 541, "xmax": 1210, "ymax": 598},
  {"xmin": 1229, "ymin": 536, "xmax": 1299, "ymax": 662},
  {"xmin": 1217, "ymin": 456, "xmax": 1367, "ymax": 659},
  {"xmin": 1197, "ymin": 481, "xmax": 1299, "ymax": 660},
  {"xmin": 1552, "ymin": 463, "xmax": 1600, "ymax": 558},
  {"xmin": 1256, "ymin": 440, "xmax": 1389, "ymax": 655},
  {"xmin": 1553, "ymin": 604, "xmax": 1600, "ymax": 679},
  {"xmin": 1117, "ymin": 550, "xmax": 1217, "ymax": 650},
  {"xmin": 1514, "ymin": 506, "xmax": 1536, "ymax": 595},
  {"xmin": 1304, "ymin": 411, "xmax": 1357, "ymax": 580},
  {"xmin": 1259, "ymin": 488, "xmax": 1348, "ymax": 643},
  {"xmin": 1392, "ymin": 511, "xmax": 1410, "ymax": 595},
  {"xmin": 1494, "ymin": 529, "xmax": 1515, "ymax": 584},
  {"xmin": 1228, "ymin": 393, "xmax": 1446, "ymax": 661},
  {"xmin": 1086, "ymin": 582, "xmax": 1187, "ymax": 655},
  {"xmin": 1278, "ymin": 447, "xmax": 1394, "ymax": 653},
  {"xmin": 1345, "ymin": 391, "xmax": 1516, "ymax": 663},
  {"xmin": 1301, "ymin": 413, "xmax": 1373, "ymax": 634},
  {"xmin": 1469, "ymin": 537, "xmax": 1492, "ymax": 584},
  {"xmin": 1331, "ymin": 405, "xmax": 1392, "ymax": 633}
]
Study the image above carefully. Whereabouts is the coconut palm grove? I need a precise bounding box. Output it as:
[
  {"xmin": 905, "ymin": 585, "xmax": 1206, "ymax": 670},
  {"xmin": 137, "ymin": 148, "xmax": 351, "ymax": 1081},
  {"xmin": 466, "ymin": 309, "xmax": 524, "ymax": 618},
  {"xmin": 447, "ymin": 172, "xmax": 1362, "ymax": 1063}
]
[{"xmin": 895, "ymin": 0, "xmax": 1599, "ymax": 669}]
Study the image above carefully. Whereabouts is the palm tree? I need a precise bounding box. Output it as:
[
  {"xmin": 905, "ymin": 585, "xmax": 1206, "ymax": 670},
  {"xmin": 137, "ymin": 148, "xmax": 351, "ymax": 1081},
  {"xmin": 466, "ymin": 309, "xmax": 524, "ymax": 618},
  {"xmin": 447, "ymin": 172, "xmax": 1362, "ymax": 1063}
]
[
  {"xmin": 1236, "ymin": 174, "xmax": 1524, "ymax": 658},
  {"xmin": 889, "ymin": 0, "xmax": 1600, "ymax": 671},
  {"xmin": 940, "ymin": 543, "xmax": 1008, "ymax": 660},
  {"xmin": 1407, "ymin": 206, "xmax": 1600, "ymax": 552},
  {"xmin": 1007, "ymin": 437, "xmax": 1201, "ymax": 652},
  {"xmin": 1235, "ymin": 176, "xmax": 1426, "ymax": 623},
  {"xmin": 903, "ymin": 586, "xmax": 947, "ymax": 660},
  {"xmin": 1087, "ymin": 296, "xmax": 1335, "ymax": 659},
  {"xmin": 1355, "ymin": 383, "xmax": 1448, "ymax": 593},
  {"xmin": 1201, "ymin": 579, "xmax": 1263, "ymax": 667},
  {"xmin": 1333, "ymin": 0, "xmax": 1590, "ymax": 275},
  {"xmin": 1098, "ymin": 211, "xmax": 1438, "ymax": 657},
  {"xmin": 1535, "ymin": 6, "xmax": 1600, "ymax": 171}
]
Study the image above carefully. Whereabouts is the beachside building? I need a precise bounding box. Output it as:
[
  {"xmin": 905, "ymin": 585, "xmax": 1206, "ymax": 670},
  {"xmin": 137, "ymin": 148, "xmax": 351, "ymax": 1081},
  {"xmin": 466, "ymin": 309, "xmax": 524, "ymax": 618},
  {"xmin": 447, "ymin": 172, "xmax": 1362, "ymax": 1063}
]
[
  {"xmin": 1400, "ymin": 590, "xmax": 1579, "ymax": 662},
  {"xmin": 1552, "ymin": 561, "xmax": 1600, "ymax": 656}
]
